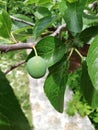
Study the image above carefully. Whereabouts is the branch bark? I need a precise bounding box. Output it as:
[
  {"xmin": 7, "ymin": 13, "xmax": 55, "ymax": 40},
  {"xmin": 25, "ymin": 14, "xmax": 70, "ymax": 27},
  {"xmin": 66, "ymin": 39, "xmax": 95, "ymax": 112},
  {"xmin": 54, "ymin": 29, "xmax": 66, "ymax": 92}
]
[
  {"xmin": 5, "ymin": 60, "xmax": 25, "ymax": 75},
  {"xmin": 0, "ymin": 42, "xmax": 36, "ymax": 53},
  {"xmin": 51, "ymin": 24, "xmax": 66, "ymax": 36},
  {"xmin": 10, "ymin": 16, "xmax": 35, "ymax": 26},
  {"xmin": 0, "ymin": 24, "xmax": 66, "ymax": 53}
]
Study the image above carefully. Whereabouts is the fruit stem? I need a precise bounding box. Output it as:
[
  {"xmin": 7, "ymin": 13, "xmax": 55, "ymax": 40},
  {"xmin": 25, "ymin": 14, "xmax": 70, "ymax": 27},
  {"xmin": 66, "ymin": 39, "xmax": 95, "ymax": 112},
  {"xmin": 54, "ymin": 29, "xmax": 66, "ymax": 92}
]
[
  {"xmin": 32, "ymin": 46, "xmax": 38, "ymax": 56},
  {"xmin": 67, "ymin": 48, "xmax": 74, "ymax": 61},
  {"xmin": 74, "ymin": 48, "xmax": 83, "ymax": 59},
  {"xmin": 10, "ymin": 32, "xmax": 17, "ymax": 43}
]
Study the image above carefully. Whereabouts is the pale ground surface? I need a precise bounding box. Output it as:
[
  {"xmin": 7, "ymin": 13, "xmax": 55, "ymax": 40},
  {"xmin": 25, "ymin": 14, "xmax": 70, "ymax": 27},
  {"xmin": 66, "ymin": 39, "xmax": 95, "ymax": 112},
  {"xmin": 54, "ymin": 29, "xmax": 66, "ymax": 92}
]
[{"xmin": 29, "ymin": 75, "xmax": 95, "ymax": 130}]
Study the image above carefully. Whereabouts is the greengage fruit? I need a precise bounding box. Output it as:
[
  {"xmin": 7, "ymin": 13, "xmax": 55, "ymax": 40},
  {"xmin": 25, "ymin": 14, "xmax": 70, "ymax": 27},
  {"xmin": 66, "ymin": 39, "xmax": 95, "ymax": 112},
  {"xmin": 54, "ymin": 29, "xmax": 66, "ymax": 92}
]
[{"xmin": 26, "ymin": 56, "xmax": 47, "ymax": 78}]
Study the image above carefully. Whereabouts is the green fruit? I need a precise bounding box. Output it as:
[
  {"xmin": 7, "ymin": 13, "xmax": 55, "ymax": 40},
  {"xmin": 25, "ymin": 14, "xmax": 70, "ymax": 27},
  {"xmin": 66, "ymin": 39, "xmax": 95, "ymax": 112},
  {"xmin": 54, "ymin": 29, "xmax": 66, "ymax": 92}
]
[{"xmin": 26, "ymin": 56, "xmax": 47, "ymax": 78}]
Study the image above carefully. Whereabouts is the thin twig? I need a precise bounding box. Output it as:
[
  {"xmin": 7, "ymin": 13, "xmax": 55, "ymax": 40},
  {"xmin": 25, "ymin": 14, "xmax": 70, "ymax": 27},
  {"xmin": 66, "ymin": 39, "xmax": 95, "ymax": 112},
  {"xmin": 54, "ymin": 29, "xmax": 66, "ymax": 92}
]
[
  {"xmin": 51, "ymin": 24, "xmax": 66, "ymax": 37},
  {"xmin": 0, "ymin": 42, "xmax": 36, "ymax": 53},
  {"xmin": 74, "ymin": 48, "xmax": 83, "ymax": 59},
  {"xmin": 67, "ymin": 48, "xmax": 74, "ymax": 61},
  {"xmin": 5, "ymin": 60, "xmax": 26, "ymax": 75},
  {"xmin": 10, "ymin": 15, "xmax": 35, "ymax": 26}
]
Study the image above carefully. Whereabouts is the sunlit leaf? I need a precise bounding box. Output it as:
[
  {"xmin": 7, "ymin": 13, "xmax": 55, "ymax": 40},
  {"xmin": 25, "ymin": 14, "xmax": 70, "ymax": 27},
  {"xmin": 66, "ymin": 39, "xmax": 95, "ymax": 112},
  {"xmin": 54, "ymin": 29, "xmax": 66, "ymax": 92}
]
[{"xmin": 87, "ymin": 35, "xmax": 98, "ymax": 90}]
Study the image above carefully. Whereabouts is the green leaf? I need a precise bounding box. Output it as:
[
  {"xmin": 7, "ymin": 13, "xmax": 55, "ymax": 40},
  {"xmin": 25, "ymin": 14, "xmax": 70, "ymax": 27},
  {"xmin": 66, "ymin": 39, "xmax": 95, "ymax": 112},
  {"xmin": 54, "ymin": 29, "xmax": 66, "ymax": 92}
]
[
  {"xmin": 79, "ymin": 25, "xmax": 98, "ymax": 44},
  {"xmin": 0, "ymin": 10, "xmax": 12, "ymax": 38},
  {"xmin": 83, "ymin": 13, "xmax": 98, "ymax": 21},
  {"xmin": 80, "ymin": 58, "xmax": 98, "ymax": 108},
  {"xmin": 59, "ymin": 1, "xmax": 67, "ymax": 16},
  {"xmin": 37, "ymin": 0, "xmax": 51, "ymax": 6},
  {"xmin": 60, "ymin": 0, "xmax": 87, "ymax": 34},
  {"xmin": 87, "ymin": 35, "xmax": 98, "ymax": 90},
  {"xmin": 44, "ymin": 56, "xmax": 69, "ymax": 113},
  {"xmin": 12, "ymin": 25, "xmax": 31, "ymax": 34},
  {"xmin": 34, "ymin": 7, "xmax": 51, "ymax": 19},
  {"xmin": 0, "ymin": 37, "xmax": 13, "ymax": 44},
  {"xmin": 0, "ymin": 70, "xmax": 31, "ymax": 130},
  {"xmin": 66, "ymin": 0, "xmax": 78, "ymax": 3},
  {"xmin": 13, "ymin": 14, "xmax": 33, "ymax": 22},
  {"xmin": 27, "ymin": 36, "xmax": 66, "ymax": 67},
  {"xmin": 66, "ymin": 101, "xmax": 77, "ymax": 116},
  {"xmin": 67, "ymin": 68, "xmax": 81, "ymax": 91},
  {"xmin": 24, "ymin": 0, "xmax": 51, "ymax": 5},
  {"xmin": 24, "ymin": 0, "xmax": 37, "ymax": 5},
  {"xmin": 12, "ymin": 19, "xmax": 32, "ymax": 42},
  {"xmin": 33, "ymin": 16, "xmax": 56, "ymax": 39}
]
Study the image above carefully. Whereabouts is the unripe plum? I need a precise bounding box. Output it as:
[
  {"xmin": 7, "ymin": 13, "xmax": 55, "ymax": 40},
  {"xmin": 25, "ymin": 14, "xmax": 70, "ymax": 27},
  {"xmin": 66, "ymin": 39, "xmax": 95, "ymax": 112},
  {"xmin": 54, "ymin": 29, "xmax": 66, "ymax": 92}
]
[{"xmin": 26, "ymin": 56, "xmax": 47, "ymax": 78}]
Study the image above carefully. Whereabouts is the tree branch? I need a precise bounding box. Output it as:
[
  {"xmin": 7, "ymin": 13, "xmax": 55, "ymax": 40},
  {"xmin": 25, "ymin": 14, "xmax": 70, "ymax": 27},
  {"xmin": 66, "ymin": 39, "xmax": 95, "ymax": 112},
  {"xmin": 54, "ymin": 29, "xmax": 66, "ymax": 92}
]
[
  {"xmin": 10, "ymin": 16, "xmax": 35, "ymax": 26},
  {"xmin": 0, "ymin": 24, "xmax": 66, "ymax": 53},
  {"xmin": 0, "ymin": 24, "xmax": 66, "ymax": 74},
  {"xmin": 51, "ymin": 24, "xmax": 66, "ymax": 36},
  {"xmin": 5, "ymin": 60, "xmax": 25, "ymax": 75},
  {"xmin": 0, "ymin": 42, "xmax": 36, "ymax": 53}
]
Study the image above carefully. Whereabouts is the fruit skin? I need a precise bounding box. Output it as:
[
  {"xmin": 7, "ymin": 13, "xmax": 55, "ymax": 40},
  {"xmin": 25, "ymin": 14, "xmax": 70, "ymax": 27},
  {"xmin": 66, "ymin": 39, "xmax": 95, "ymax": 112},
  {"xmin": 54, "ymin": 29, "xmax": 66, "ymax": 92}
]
[{"xmin": 26, "ymin": 56, "xmax": 47, "ymax": 78}]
